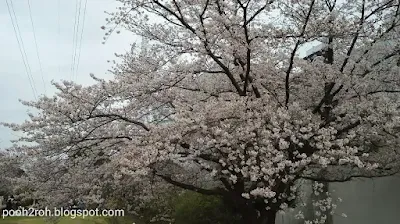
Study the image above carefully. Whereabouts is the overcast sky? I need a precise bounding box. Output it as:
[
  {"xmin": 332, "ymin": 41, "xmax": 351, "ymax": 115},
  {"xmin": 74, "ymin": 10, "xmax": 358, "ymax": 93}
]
[{"xmin": 0, "ymin": 0, "xmax": 138, "ymax": 148}]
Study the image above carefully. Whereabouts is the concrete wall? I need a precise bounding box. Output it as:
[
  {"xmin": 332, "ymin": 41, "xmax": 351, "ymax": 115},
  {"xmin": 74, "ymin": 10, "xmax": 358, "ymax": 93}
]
[
  {"xmin": 275, "ymin": 175, "xmax": 400, "ymax": 224},
  {"xmin": 330, "ymin": 175, "xmax": 400, "ymax": 224}
]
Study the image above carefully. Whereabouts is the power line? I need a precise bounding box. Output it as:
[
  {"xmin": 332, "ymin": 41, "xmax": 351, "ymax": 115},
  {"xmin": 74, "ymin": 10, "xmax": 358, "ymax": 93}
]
[
  {"xmin": 74, "ymin": 0, "xmax": 88, "ymax": 81},
  {"xmin": 72, "ymin": 0, "xmax": 83, "ymax": 80},
  {"xmin": 27, "ymin": 0, "xmax": 46, "ymax": 95},
  {"xmin": 9, "ymin": 0, "xmax": 36, "ymax": 95},
  {"xmin": 70, "ymin": 0, "xmax": 80, "ymax": 80},
  {"xmin": 58, "ymin": 0, "xmax": 61, "ymax": 74},
  {"xmin": 9, "ymin": 0, "xmax": 38, "ymax": 98},
  {"xmin": 10, "ymin": 0, "xmax": 38, "ymax": 98},
  {"xmin": 6, "ymin": 0, "xmax": 38, "ymax": 100},
  {"xmin": 71, "ymin": 0, "xmax": 83, "ymax": 81}
]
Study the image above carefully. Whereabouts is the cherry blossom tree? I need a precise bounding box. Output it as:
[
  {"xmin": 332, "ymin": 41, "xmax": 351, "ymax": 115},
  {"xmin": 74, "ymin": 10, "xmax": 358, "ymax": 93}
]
[
  {"xmin": 3, "ymin": 0, "xmax": 400, "ymax": 223},
  {"xmin": 0, "ymin": 152, "xmax": 25, "ymax": 197},
  {"xmin": 0, "ymin": 152, "xmax": 13, "ymax": 197}
]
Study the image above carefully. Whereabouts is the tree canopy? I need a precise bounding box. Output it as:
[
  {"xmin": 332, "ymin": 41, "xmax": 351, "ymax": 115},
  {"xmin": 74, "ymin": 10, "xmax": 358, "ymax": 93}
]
[{"xmin": 2, "ymin": 0, "xmax": 400, "ymax": 224}]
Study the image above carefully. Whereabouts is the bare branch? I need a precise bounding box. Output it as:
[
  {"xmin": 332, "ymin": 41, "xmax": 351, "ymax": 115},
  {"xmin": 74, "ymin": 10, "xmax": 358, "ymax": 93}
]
[
  {"xmin": 89, "ymin": 114, "xmax": 150, "ymax": 131},
  {"xmin": 367, "ymin": 89, "xmax": 400, "ymax": 95},
  {"xmin": 285, "ymin": 0, "xmax": 316, "ymax": 107},
  {"xmin": 365, "ymin": 0, "xmax": 397, "ymax": 21},
  {"xmin": 154, "ymin": 172, "xmax": 224, "ymax": 196},
  {"xmin": 350, "ymin": 2, "xmax": 400, "ymax": 75},
  {"xmin": 302, "ymin": 166, "xmax": 400, "ymax": 183},
  {"xmin": 336, "ymin": 120, "xmax": 361, "ymax": 136},
  {"xmin": 198, "ymin": 10, "xmax": 245, "ymax": 95},
  {"xmin": 340, "ymin": 0, "xmax": 366, "ymax": 72},
  {"xmin": 361, "ymin": 48, "xmax": 400, "ymax": 77},
  {"xmin": 241, "ymin": 0, "xmax": 252, "ymax": 95},
  {"xmin": 245, "ymin": 1, "xmax": 274, "ymax": 26}
]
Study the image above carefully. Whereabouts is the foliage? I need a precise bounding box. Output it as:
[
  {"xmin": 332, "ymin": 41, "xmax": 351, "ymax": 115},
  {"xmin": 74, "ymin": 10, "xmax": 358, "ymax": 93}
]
[
  {"xmin": 173, "ymin": 191, "xmax": 241, "ymax": 224},
  {"xmin": 2, "ymin": 0, "xmax": 400, "ymax": 224}
]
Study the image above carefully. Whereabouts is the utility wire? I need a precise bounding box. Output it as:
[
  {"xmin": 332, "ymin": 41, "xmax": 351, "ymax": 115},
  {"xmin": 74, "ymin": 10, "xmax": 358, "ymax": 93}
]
[
  {"xmin": 27, "ymin": 0, "xmax": 46, "ymax": 95},
  {"xmin": 74, "ymin": 0, "xmax": 88, "ymax": 81},
  {"xmin": 70, "ymin": 0, "xmax": 80, "ymax": 80},
  {"xmin": 58, "ymin": 0, "xmax": 61, "ymax": 74},
  {"xmin": 6, "ymin": 0, "xmax": 38, "ymax": 100},
  {"xmin": 10, "ymin": 0, "xmax": 37, "ymax": 96},
  {"xmin": 10, "ymin": 0, "xmax": 38, "ymax": 98},
  {"xmin": 72, "ymin": 0, "xmax": 83, "ymax": 81}
]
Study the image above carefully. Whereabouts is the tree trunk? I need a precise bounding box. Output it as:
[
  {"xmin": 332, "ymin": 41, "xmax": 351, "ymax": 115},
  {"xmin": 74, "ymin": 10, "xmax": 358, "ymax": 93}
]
[
  {"xmin": 240, "ymin": 207, "xmax": 259, "ymax": 224},
  {"xmin": 260, "ymin": 210, "xmax": 277, "ymax": 224},
  {"xmin": 222, "ymin": 190, "xmax": 277, "ymax": 224},
  {"xmin": 240, "ymin": 207, "xmax": 277, "ymax": 224}
]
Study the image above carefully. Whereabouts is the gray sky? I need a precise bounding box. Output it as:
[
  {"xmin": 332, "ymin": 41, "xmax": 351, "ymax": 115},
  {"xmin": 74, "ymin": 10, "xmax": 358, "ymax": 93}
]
[{"xmin": 0, "ymin": 0, "xmax": 137, "ymax": 148}]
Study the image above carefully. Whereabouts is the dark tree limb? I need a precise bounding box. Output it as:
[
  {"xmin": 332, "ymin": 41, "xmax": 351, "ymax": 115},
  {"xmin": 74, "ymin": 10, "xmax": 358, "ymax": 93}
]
[
  {"xmin": 301, "ymin": 167, "xmax": 400, "ymax": 183},
  {"xmin": 89, "ymin": 114, "xmax": 150, "ymax": 131},
  {"xmin": 285, "ymin": 0, "xmax": 316, "ymax": 107},
  {"xmin": 340, "ymin": 0, "xmax": 366, "ymax": 72},
  {"xmin": 336, "ymin": 120, "xmax": 361, "ymax": 136},
  {"xmin": 154, "ymin": 173, "xmax": 225, "ymax": 196}
]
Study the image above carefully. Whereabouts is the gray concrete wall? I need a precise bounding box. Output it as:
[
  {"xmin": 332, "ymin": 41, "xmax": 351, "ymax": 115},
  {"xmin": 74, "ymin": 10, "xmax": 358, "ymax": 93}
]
[
  {"xmin": 330, "ymin": 175, "xmax": 400, "ymax": 224},
  {"xmin": 276, "ymin": 175, "xmax": 400, "ymax": 224}
]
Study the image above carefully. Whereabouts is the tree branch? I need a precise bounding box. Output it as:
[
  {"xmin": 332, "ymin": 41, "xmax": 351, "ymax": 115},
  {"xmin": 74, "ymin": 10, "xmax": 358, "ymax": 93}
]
[
  {"xmin": 301, "ymin": 166, "xmax": 400, "ymax": 183},
  {"xmin": 245, "ymin": 0, "xmax": 274, "ymax": 26},
  {"xmin": 89, "ymin": 114, "xmax": 150, "ymax": 131},
  {"xmin": 340, "ymin": 0, "xmax": 366, "ymax": 72},
  {"xmin": 285, "ymin": 0, "xmax": 315, "ymax": 107},
  {"xmin": 336, "ymin": 120, "xmax": 361, "ymax": 136},
  {"xmin": 154, "ymin": 173, "xmax": 224, "ymax": 196}
]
